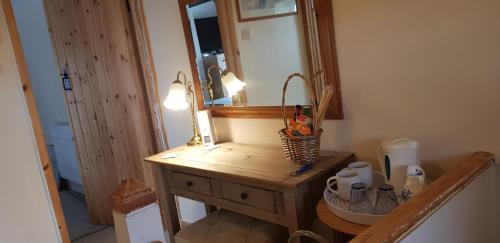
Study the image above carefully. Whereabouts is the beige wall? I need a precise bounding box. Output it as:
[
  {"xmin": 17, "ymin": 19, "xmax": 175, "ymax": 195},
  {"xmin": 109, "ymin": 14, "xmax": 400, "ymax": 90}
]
[
  {"xmin": 144, "ymin": 0, "xmax": 500, "ymax": 219},
  {"xmin": 0, "ymin": 4, "xmax": 60, "ymax": 243},
  {"xmin": 215, "ymin": 0, "xmax": 500, "ymax": 179}
]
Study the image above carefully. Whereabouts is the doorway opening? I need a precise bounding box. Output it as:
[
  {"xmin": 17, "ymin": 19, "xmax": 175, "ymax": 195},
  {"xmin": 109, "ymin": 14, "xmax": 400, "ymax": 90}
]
[
  {"xmin": 10, "ymin": 0, "xmax": 112, "ymax": 241},
  {"xmin": 9, "ymin": 0, "xmax": 162, "ymax": 241}
]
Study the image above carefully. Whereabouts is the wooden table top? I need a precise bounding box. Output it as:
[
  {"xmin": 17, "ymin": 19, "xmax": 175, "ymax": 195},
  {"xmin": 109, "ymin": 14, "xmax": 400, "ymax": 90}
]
[
  {"xmin": 316, "ymin": 199, "xmax": 369, "ymax": 236},
  {"xmin": 145, "ymin": 142, "xmax": 354, "ymax": 188}
]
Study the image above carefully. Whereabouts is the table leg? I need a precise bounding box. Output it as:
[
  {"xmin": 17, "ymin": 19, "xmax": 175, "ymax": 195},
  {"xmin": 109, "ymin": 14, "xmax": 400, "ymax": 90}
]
[
  {"xmin": 333, "ymin": 230, "xmax": 354, "ymax": 243},
  {"xmin": 204, "ymin": 204, "xmax": 218, "ymax": 214},
  {"xmin": 154, "ymin": 166, "xmax": 180, "ymax": 243},
  {"xmin": 164, "ymin": 194, "xmax": 180, "ymax": 242},
  {"xmin": 284, "ymin": 188, "xmax": 312, "ymax": 243}
]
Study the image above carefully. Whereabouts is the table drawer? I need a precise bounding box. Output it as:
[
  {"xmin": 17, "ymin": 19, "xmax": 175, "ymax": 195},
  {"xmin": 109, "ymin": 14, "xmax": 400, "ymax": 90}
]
[
  {"xmin": 220, "ymin": 181, "xmax": 275, "ymax": 212},
  {"xmin": 170, "ymin": 172, "xmax": 212, "ymax": 195}
]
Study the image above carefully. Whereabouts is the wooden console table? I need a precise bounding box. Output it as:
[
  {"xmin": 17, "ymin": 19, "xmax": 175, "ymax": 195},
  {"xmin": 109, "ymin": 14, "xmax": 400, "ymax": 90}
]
[{"xmin": 144, "ymin": 142, "xmax": 354, "ymax": 242}]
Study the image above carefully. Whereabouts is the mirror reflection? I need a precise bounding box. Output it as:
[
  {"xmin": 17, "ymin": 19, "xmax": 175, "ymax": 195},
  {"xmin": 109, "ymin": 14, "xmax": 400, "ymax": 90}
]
[{"xmin": 185, "ymin": 0, "xmax": 310, "ymax": 107}]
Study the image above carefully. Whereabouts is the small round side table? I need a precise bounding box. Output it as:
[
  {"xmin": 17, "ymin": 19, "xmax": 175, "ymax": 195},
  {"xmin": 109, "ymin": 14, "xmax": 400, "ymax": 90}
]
[{"xmin": 316, "ymin": 199, "xmax": 369, "ymax": 243}]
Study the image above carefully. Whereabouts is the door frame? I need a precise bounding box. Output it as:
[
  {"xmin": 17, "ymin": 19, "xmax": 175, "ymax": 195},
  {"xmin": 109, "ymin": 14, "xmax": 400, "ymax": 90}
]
[{"xmin": 1, "ymin": 0, "xmax": 70, "ymax": 242}]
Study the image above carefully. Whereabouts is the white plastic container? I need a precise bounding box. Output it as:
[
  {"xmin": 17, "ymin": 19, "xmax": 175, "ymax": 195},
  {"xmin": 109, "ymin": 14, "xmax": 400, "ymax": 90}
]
[{"xmin": 51, "ymin": 122, "xmax": 82, "ymax": 186}]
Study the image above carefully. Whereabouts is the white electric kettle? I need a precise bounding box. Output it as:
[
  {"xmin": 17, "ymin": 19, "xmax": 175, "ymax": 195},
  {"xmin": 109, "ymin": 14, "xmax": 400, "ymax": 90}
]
[{"xmin": 379, "ymin": 138, "xmax": 420, "ymax": 195}]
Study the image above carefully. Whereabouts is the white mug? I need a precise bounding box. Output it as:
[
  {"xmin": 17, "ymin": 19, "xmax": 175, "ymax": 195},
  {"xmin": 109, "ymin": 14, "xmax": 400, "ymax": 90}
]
[
  {"xmin": 327, "ymin": 170, "xmax": 361, "ymax": 200},
  {"xmin": 348, "ymin": 162, "xmax": 374, "ymax": 188}
]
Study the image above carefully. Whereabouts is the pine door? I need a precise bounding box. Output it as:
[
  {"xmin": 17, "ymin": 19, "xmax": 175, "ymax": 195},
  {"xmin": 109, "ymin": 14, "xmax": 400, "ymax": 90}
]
[{"xmin": 43, "ymin": 0, "xmax": 156, "ymax": 224}]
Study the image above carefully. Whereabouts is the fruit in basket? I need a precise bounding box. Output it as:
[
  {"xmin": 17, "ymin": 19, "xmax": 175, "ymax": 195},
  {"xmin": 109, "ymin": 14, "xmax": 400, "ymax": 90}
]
[
  {"xmin": 286, "ymin": 119, "xmax": 312, "ymax": 136},
  {"xmin": 296, "ymin": 115, "xmax": 312, "ymax": 128},
  {"xmin": 298, "ymin": 125, "xmax": 312, "ymax": 136}
]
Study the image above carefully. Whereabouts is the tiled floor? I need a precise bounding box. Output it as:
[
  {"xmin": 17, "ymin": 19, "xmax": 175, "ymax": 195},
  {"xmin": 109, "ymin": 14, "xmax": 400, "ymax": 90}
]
[
  {"xmin": 60, "ymin": 190, "xmax": 171, "ymax": 242},
  {"xmin": 73, "ymin": 227, "xmax": 117, "ymax": 243},
  {"xmin": 59, "ymin": 191, "xmax": 109, "ymax": 241},
  {"xmin": 73, "ymin": 227, "xmax": 171, "ymax": 243}
]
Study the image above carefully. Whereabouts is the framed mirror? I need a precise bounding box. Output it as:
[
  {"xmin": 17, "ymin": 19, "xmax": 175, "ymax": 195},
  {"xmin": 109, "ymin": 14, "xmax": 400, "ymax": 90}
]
[{"xmin": 179, "ymin": 0, "xmax": 343, "ymax": 119}]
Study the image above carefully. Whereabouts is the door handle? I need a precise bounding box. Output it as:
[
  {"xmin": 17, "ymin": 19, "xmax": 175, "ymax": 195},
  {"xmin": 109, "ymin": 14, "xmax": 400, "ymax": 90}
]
[{"xmin": 61, "ymin": 67, "xmax": 72, "ymax": 91}]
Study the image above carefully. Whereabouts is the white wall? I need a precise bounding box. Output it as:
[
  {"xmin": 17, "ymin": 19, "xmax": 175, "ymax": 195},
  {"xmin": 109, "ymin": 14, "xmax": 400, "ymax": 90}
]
[
  {"xmin": 0, "ymin": 4, "xmax": 60, "ymax": 243},
  {"xmin": 402, "ymin": 165, "xmax": 499, "ymax": 243},
  {"xmin": 11, "ymin": 0, "xmax": 68, "ymax": 145},
  {"xmin": 236, "ymin": 14, "xmax": 309, "ymax": 106},
  {"xmin": 144, "ymin": 0, "xmax": 500, "ymax": 222}
]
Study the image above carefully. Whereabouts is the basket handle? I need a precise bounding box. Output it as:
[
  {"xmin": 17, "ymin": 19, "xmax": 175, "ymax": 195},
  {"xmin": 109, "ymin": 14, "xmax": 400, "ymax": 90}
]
[
  {"xmin": 287, "ymin": 230, "xmax": 328, "ymax": 243},
  {"xmin": 281, "ymin": 73, "xmax": 316, "ymax": 129}
]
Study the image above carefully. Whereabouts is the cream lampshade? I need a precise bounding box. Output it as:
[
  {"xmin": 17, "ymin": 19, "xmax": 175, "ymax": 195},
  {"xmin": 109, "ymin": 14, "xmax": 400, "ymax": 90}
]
[
  {"xmin": 163, "ymin": 80, "xmax": 189, "ymax": 110},
  {"xmin": 207, "ymin": 65, "xmax": 246, "ymax": 104},
  {"xmin": 163, "ymin": 71, "xmax": 202, "ymax": 146},
  {"xmin": 221, "ymin": 71, "xmax": 246, "ymax": 96}
]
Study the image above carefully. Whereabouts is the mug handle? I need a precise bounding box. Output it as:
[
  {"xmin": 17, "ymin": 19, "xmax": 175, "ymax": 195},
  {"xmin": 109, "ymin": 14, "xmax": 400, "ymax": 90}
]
[{"xmin": 326, "ymin": 176, "xmax": 339, "ymax": 195}]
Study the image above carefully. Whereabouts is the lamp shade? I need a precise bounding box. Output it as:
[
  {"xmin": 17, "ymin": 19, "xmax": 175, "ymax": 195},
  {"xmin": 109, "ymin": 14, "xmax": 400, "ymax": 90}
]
[
  {"xmin": 221, "ymin": 72, "xmax": 246, "ymax": 96},
  {"xmin": 163, "ymin": 80, "xmax": 188, "ymax": 110}
]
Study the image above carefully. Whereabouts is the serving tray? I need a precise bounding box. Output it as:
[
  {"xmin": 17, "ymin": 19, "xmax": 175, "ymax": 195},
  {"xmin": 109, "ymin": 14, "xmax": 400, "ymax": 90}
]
[{"xmin": 323, "ymin": 172, "xmax": 403, "ymax": 225}]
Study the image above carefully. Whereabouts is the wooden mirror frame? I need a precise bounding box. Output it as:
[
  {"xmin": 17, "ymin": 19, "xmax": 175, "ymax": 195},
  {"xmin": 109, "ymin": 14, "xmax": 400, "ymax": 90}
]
[{"xmin": 179, "ymin": 0, "xmax": 343, "ymax": 119}]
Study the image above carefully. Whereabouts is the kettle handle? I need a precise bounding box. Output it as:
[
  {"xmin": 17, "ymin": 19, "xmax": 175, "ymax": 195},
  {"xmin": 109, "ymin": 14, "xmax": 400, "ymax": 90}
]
[{"xmin": 384, "ymin": 154, "xmax": 391, "ymax": 181}]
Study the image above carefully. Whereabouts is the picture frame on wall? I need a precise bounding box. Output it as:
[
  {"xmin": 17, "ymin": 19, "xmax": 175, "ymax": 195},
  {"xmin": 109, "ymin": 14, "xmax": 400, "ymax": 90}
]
[{"xmin": 236, "ymin": 0, "xmax": 297, "ymax": 22}]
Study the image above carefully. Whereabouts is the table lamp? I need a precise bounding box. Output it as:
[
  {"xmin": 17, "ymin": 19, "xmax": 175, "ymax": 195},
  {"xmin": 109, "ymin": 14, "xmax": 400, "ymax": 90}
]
[
  {"xmin": 206, "ymin": 66, "xmax": 246, "ymax": 105},
  {"xmin": 163, "ymin": 71, "xmax": 202, "ymax": 146}
]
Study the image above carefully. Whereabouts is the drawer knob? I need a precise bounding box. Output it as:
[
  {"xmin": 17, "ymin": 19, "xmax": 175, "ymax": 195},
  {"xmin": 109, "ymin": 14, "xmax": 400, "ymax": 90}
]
[
  {"xmin": 240, "ymin": 192, "xmax": 248, "ymax": 200},
  {"xmin": 186, "ymin": 181, "xmax": 193, "ymax": 188}
]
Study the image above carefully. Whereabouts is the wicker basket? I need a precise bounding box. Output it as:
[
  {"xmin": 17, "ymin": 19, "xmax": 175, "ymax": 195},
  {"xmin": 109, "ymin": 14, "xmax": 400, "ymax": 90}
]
[{"xmin": 279, "ymin": 73, "xmax": 322, "ymax": 164}]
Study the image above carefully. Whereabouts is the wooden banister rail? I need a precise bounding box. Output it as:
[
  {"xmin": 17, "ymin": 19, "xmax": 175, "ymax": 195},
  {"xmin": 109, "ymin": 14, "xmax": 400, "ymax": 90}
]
[{"xmin": 351, "ymin": 151, "xmax": 495, "ymax": 243}]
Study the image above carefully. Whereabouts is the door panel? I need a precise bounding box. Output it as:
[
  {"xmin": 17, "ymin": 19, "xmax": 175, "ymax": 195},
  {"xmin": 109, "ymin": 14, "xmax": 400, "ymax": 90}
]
[{"xmin": 43, "ymin": 0, "xmax": 156, "ymax": 224}]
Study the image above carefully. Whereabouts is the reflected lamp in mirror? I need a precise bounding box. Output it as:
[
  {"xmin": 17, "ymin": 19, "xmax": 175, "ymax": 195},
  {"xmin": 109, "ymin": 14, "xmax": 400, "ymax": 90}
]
[
  {"xmin": 207, "ymin": 65, "xmax": 246, "ymax": 102},
  {"xmin": 163, "ymin": 71, "xmax": 202, "ymax": 146},
  {"xmin": 221, "ymin": 71, "xmax": 246, "ymax": 96}
]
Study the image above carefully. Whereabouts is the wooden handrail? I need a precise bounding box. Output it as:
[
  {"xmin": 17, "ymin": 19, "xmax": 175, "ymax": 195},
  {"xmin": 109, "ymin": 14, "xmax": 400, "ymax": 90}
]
[{"xmin": 351, "ymin": 151, "xmax": 495, "ymax": 243}]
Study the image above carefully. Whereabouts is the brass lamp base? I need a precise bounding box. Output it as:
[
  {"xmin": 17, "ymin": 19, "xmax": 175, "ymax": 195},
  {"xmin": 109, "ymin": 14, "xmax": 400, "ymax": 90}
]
[{"xmin": 187, "ymin": 135, "xmax": 203, "ymax": 146}]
